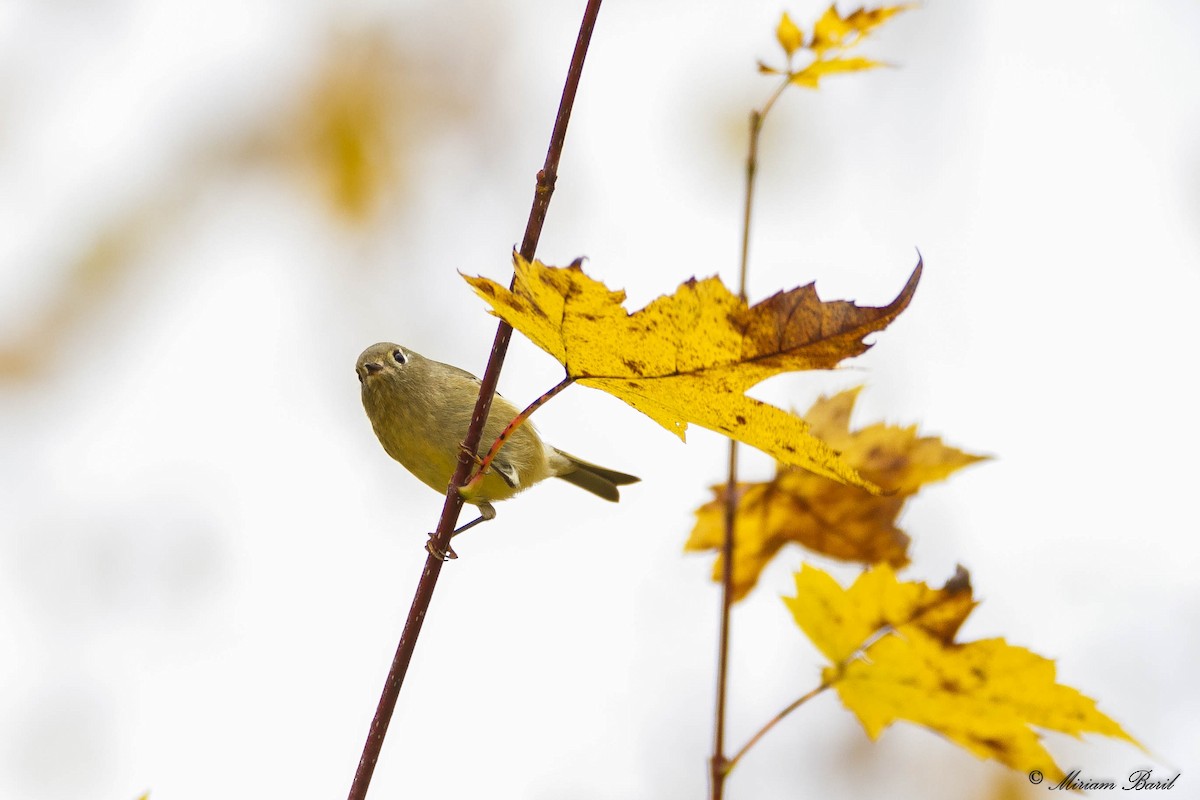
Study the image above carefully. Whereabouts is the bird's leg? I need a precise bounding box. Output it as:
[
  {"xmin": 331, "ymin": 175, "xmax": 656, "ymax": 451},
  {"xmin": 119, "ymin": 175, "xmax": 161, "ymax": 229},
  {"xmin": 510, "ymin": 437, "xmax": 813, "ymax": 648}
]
[
  {"xmin": 458, "ymin": 442, "xmax": 489, "ymax": 495},
  {"xmin": 458, "ymin": 441, "xmax": 485, "ymax": 466},
  {"xmin": 425, "ymin": 501, "xmax": 496, "ymax": 561}
]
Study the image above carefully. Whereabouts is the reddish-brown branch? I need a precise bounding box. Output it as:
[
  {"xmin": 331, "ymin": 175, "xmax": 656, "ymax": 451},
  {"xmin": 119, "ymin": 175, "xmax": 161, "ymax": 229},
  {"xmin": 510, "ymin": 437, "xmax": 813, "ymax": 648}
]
[{"xmin": 346, "ymin": 3, "xmax": 604, "ymax": 798}]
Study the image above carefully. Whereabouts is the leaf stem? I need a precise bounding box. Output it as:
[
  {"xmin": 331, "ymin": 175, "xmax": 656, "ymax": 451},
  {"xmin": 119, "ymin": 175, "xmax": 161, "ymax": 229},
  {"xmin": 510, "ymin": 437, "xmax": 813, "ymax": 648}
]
[
  {"xmin": 725, "ymin": 682, "xmax": 831, "ymax": 773},
  {"xmin": 345, "ymin": 3, "xmax": 604, "ymax": 798},
  {"xmin": 759, "ymin": 77, "xmax": 790, "ymax": 135},
  {"xmin": 473, "ymin": 376, "xmax": 577, "ymax": 481}
]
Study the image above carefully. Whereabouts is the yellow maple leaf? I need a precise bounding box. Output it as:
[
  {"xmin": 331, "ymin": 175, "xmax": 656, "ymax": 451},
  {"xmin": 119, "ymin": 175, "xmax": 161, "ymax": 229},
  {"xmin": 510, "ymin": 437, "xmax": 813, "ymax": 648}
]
[
  {"xmin": 844, "ymin": 5, "xmax": 915, "ymax": 36},
  {"xmin": 811, "ymin": 4, "xmax": 911, "ymax": 53},
  {"xmin": 811, "ymin": 4, "xmax": 857, "ymax": 53},
  {"xmin": 759, "ymin": 5, "xmax": 911, "ymax": 90},
  {"xmin": 785, "ymin": 564, "xmax": 1139, "ymax": 783},
  {"xmin": 466, "ymin": 255, "xmax": 921, "ymax": 491},
  {"xmin": 789, "ymin": 56, "xmax": 886, "ymax": 89},
  {"xmin": 775, "ymin": 12, "xmax": 805, "ymax": 58},
  {"xmin": 687, "ymin": 387, "xmax": 986, "ymax": 600},
  {"xmin": 805, "ymin": 387, "xmax": 988, "ymax": 492}
]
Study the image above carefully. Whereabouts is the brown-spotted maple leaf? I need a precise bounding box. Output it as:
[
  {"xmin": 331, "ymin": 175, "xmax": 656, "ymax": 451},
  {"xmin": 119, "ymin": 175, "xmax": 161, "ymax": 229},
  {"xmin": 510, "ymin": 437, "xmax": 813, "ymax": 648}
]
[
  {"xmin": 686, "ymin": 387, "xmax": 986, "ymax": 600},
  {"xmin": 786, "ymin": 564, "xmax": 1139, "ymax": 783},
  {"xmin": 465, "ymin": 254, "xmax": 920, "ymax": 492}
]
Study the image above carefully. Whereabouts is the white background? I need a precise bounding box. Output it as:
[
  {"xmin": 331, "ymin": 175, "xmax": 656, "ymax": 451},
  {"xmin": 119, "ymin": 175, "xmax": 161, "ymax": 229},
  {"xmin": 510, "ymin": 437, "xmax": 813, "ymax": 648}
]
[{"xmin": 1, "ymin": 1, "xmax": 1197, "ymax": 798}]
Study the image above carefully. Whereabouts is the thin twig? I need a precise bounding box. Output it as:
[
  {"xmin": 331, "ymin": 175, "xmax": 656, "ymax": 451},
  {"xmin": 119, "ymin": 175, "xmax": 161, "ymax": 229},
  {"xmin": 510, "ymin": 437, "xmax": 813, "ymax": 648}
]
[
  {"xmin": 710, "ymin": 439, "xmax": 739, "ymax": 800},
  {"xmin": 346, "ymin": 3, "xmax": 604, "ymax": 798},
  {"xmin": 725, "ymin": 683, "xmax": 830, "ymax": 773},
  {"xmin": 709, "ymin": 74, "xmax": 790, "ymax": 800}
]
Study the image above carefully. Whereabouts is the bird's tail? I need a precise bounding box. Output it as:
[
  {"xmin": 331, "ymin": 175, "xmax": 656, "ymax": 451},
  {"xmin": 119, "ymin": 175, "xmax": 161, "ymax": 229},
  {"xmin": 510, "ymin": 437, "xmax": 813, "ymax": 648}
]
[{"xmin": 552, "ymin": 449, "xmax": 640, "ymax": 502}]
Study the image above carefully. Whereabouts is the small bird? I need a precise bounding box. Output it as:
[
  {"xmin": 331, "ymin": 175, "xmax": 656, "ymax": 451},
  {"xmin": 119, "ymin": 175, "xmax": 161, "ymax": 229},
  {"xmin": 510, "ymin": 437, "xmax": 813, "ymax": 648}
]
[{"xmin": 356, "ymin": 342, "xmax": 638, "ymax": 554}]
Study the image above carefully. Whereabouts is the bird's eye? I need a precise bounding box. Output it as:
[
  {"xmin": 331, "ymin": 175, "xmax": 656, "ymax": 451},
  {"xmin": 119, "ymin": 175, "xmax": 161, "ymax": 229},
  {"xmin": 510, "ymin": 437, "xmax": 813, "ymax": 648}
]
[{"xmin": 392, "ymin": 349, "xmax": 407, "ymax": 365}]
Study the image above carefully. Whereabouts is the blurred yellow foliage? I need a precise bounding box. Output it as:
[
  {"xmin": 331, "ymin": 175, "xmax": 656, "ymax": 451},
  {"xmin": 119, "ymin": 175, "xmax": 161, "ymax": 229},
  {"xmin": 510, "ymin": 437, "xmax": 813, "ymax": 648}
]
[
  {"xmin": 282, "ymin": 33, "xmax": 406, "ymax": 222},
  {"xmin": 775, "ymin": 12, "xmax": 804, "ymax": 58},
  {"xmin": 812, "ymin": 4, "xmax": 910, "ymax": 53},
  {"xmin": 0, "ymin": 192, "xmax": 187, "ymax": 381},
  {"xmin": 761, "ymin": 4, "xmax": 912, "ymax": 88},
  {"xmin": 2, "ymin": 29, "xmax": 475, "ymax": 383},
  {"xmin": 466, "ymin": 254, "xmax": 921, "ymax": 489}
]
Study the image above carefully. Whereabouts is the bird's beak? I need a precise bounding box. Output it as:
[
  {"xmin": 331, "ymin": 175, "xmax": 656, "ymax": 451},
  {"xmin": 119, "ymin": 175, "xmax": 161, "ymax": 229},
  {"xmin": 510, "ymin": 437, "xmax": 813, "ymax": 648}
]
[{"xmin": 359, "ymin": 361, "xmax": 384, "ymax": 382}]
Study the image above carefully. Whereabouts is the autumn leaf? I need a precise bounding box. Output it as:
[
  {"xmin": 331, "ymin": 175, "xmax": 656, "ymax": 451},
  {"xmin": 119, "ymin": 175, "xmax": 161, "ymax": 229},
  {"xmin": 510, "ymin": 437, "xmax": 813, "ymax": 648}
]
[
  {"xmin": 760, "ymin": 4, "xmax": 910, "ymax": 89},
  {"xmin": 844, "ymin": 6, "xmax": 914, "ymax": 37},
  {"xmin": 775, "ymin": 12, "xmax": 804, "ymax": 58},
  {"xmin": 789, "ymin": 56, "xmax": 885, "ymax": 88},
  {"xmin": 811, "ymin": 4, "xmax": 857, "ymax": 53},
  {"xmin": 466, "ymin": 255, "xmax": 920, "ymax": 491},
  {"xmin": 785, "ymin": 564, "xmax": 1139, "ymax": 783},
  {"xmin": 687, "ymin": 387, "xmax": 986, "ymax": 600},
  {"xmin": 812, "ymin": 4, "xmax": 912, "ymax": 53}
]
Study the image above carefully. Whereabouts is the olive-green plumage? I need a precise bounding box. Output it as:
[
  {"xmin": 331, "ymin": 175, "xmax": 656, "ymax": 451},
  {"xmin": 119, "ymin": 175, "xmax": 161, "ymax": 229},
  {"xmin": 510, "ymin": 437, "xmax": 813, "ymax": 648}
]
[{"xmin": 356, "ymin": 342, "xmax": 638, "ymax": 518}]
